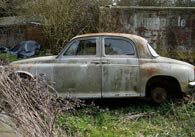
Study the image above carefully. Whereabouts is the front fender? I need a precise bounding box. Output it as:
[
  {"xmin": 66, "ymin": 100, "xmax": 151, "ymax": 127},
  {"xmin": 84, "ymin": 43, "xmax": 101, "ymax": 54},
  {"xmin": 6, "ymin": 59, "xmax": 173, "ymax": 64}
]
[
  {"xmin": 15, "ymin": 70, "xmax": 34, "ymax": 78},
  {"xmin": 10, "ymin": 63, "xmax": 54, "ymax": 82}
]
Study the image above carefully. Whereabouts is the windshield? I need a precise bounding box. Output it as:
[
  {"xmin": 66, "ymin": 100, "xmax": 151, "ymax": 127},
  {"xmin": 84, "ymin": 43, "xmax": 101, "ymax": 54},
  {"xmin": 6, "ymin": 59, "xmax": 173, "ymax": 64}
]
[{"xmin": 148, "ymin": 44, "xmax": 159, "ymax": 57}]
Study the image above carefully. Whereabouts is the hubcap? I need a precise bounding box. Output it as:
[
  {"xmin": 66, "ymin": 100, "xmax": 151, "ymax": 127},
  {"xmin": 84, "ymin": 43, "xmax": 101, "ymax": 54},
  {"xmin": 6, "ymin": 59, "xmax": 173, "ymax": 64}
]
[{"xmin": 151, "ymin": 87, "xmax": 167, "ymax": 103}]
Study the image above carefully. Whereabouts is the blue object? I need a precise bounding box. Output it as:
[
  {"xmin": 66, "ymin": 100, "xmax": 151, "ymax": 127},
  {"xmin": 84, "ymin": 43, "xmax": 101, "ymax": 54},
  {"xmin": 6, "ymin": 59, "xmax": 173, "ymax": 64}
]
[{"xmin": 9, "ymin": 40, "xmax": 41, "ymax": 58}]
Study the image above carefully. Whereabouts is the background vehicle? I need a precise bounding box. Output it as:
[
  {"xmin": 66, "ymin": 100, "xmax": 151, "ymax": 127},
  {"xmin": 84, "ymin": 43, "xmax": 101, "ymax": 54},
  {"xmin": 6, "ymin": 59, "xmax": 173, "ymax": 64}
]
[
  {"xmin": 0, "ymin": 40, "xmax": 41, "ymax": 58},
  {"xmin": 9, "ymin": 40, "xmax": 41, "ymax": 58}
]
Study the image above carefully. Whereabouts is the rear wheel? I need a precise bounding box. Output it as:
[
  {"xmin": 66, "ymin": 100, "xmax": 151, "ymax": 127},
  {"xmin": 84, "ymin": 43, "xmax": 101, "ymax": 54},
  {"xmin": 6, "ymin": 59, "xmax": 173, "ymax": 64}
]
[{"xmin": 151, "ymin": 87, "xmax": 167, "ymax": 103}]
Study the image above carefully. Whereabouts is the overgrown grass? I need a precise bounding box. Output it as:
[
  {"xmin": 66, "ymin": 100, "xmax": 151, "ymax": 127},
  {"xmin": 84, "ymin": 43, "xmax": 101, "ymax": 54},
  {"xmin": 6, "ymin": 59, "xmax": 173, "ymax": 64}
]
[
  {"xmin": 56, "ymin": 98, "xmax": 195, "ymax": 137},
  {"xmin": 0, "ymin": 52, "xmax": 50, "ymax": 65},
  {"xmin": 1, "ymin": 51, "xmax": 195, "ymax": 137},
  {"xmin": 158, "ymin": 51, "xmax": 195, "ymax": 65},
  {"xmin": 0, "ymin": 53, "xmax": 18, "ymax": 63}
]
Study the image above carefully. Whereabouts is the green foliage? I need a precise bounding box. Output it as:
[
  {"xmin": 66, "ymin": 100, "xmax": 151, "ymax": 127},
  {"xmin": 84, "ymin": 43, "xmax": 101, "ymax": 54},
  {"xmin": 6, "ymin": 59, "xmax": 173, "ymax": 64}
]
[
  {"xmin": 0, "ymin": 0, "xmax": 7, "ymax": 9},
  {"xmin": 56, "ymin": 99, "xmax": 195, "ymax": 137},
  {"xmin": 117, "ymin": 0, "xmax": 195, "ymax": 6},
  {"xmin": 0, "ymin": 53, "xmax": 18, "ymax": 64},
  {"xmin": 0, "ymin": 0, "xmax": 21, "ymax": 16},
  {"xmin": 175, "ymin": 0, "xmax": 195, "ymax": 7},
  {"xmin": 117, "ymin": 0, "xmax": 167, "ymax": 6},
  {"xmin": 15, "ymin": 0, "xmax": 112, "ymax": 54},
  {"xmin": 158, "ymin": 50, "xmax": 195, "ymax": 65},
  {"xmin": 137, "ymin": 0, "xmax": 163, "ymax": 6}
]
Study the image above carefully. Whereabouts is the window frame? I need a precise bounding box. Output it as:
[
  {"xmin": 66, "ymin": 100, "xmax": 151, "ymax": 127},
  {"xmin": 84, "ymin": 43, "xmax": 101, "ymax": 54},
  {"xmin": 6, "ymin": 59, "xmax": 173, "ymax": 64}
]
[
  {"xmin": 147, "ymin": 43, "xmax": 159, "ymax": 58},
  {"xmin": 102, "ymin": 36, "xmax": 137, "ymax": 58},
  {"xmin": 60, "ymin": 37, "xmax": 100, "ymax": 58}
]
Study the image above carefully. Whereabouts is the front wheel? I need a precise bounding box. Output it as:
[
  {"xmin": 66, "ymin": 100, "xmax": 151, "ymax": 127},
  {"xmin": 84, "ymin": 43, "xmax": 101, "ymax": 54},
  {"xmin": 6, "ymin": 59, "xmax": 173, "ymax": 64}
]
[{"xmin": 151, "ymin": 87, "xmax": 167, "ymax": 103}]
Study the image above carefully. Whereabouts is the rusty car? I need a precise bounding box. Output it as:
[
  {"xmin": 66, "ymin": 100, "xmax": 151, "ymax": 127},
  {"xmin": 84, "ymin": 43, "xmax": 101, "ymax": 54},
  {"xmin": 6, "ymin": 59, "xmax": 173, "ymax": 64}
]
[{"xmin": 11, "ymin": 33, "xmax": 195, "ymax": 103}]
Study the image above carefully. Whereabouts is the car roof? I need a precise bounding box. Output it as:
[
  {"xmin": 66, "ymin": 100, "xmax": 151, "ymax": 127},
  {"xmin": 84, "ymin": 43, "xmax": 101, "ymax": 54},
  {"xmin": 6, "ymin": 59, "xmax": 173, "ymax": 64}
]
[
  {"xmin": 71, "ymin": 33, "xmax": 151, "ymax": 58},
  {"xmin": 71, "ymin": 33, "xmax": 147, "ymax": 44}
]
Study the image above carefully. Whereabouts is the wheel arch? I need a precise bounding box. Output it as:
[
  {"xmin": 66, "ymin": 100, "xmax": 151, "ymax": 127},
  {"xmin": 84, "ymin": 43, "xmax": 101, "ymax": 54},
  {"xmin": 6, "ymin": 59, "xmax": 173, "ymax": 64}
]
[
  {"xmin": 14, "ymin": 71, "xmax": 34, "ymax": 79},
  {"xmin": 145, "ymin": 75, "xmax": 182, "ymax": 98}
]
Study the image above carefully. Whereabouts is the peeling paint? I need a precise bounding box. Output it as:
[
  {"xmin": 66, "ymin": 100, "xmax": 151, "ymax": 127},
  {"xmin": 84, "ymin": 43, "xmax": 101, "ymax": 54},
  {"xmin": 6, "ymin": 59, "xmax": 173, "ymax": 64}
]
[{"xmin": 145, "ymin": 67, "xmax": 159, "ymax": 76}]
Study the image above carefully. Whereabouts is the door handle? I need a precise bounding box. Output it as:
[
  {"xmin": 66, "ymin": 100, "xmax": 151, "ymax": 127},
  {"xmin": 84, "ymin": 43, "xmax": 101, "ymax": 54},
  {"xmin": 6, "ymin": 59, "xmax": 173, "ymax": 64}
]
[
  {"xmin": 102, "ymin": 61, "xmax": 109, "ymax": 64},
  {"xmin": 91, "ymin": 61, "xmax": 100, "ymax": 64},
  {"xmin": 91, "ymin": 61, "xmax": 109, "ymax": 64}
]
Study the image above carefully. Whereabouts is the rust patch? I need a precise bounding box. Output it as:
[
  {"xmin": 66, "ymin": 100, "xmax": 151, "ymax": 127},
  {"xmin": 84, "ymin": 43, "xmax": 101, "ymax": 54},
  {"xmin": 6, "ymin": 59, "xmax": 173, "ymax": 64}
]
[
  {"xmin": 145, "ymin": 67, "xmax": 159, "ymax": 76},
  {"xmin": 137, "ymin": 44, "xmax": 144, "ymax": 51}
]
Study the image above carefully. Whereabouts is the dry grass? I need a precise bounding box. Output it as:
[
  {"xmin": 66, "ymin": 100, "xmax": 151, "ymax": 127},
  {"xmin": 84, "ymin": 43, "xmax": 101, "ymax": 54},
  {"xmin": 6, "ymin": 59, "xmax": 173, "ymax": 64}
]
[{"xmin": 0, "ymin": 66, "xmax": 83, "ymax": 137}]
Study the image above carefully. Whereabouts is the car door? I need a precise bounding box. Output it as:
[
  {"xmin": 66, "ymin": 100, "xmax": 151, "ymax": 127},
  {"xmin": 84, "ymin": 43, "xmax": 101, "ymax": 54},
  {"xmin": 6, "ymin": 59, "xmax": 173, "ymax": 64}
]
[
  {"xmin": 53, "ymin": 37, "xmax": 101, "ymax": 98},
  {"xmin": 101, "ymin": 36, "xmax": 140, "ymax": 97}
]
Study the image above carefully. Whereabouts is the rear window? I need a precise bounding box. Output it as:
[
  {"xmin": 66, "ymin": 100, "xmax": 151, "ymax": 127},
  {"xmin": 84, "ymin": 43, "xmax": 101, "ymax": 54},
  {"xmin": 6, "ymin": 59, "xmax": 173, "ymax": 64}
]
[{"xmin": 104, "ymin": 38, "xmax": 135, "ymax": 55}]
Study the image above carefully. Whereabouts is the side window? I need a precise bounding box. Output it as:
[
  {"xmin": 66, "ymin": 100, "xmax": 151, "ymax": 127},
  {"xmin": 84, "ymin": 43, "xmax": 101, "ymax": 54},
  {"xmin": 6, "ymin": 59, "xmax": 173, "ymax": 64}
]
[
  {"xmin": 64, "ymin": 39, "xmax": 96, "ymax": 56},
  {"xmin": 104, "ymin": 38, "xmax": 135, "ymax": 55},
  {"xmin": 64, "ymin": 41, "xmax": 79, "ymax": 56}
]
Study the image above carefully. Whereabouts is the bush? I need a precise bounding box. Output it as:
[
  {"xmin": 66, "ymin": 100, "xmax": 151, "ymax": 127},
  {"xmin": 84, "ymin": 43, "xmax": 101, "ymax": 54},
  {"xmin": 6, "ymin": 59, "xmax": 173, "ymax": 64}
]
[
  {"xmin": 0, "ymin": 66, "xmax": 84, "ymax": 137},
  {"xmin": 16, "ymin": 0, "xmax": 112, "ymax": 54}
]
